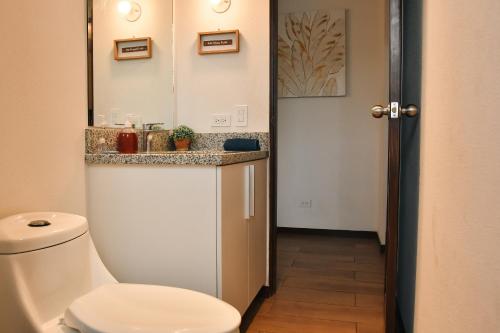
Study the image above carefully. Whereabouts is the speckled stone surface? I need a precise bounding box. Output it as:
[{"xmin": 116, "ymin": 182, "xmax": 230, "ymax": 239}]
[
  {"xmin": 85, "ymin": 128, "xmax": 169, "ymax": 154},
  {"xmin": 85, "ymin": 150, "xmax": 269, "ymax": 166},
  {"xmin": 191, "ymin": 132, "xmax": 269, "ymax": 151},
  {"xmin": 86, "ymin": 128, "xmax": 269, "ymax": 154}
]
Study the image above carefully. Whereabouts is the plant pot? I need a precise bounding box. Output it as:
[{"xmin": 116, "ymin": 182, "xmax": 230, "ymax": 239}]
[{"xmin": 174, "ymin": 139, "xmax": 191, "ymax": 151}]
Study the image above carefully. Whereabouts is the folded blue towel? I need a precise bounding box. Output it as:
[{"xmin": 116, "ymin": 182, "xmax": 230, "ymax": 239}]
[{"xmin": 223, "ymin": 138, "xmax": 261, "ymax": 151}]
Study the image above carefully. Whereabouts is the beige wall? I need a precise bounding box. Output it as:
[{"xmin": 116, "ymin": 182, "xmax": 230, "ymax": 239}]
[
  {"xmin": 0, "ymin": 0, "xmax": 87, "ymax": 218},
  {"xmin": 414, "ymin": 0, "xmax": 500, "ymax": 332},
  {"xmin": 277, "ymin": 0, "xmax": 388, "ymax": 241},
  {"xmin": 93, "ymin": 0, "xmax": 174, "ymax": 126},
  {"xmin": 174, "ymin": 0, "xmax": 270, "ymax": 133}
]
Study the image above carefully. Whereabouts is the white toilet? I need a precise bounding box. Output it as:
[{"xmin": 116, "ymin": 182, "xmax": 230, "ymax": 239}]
[{"xmin": 0, "ymin": 212, "xmax": 241, "ymax": 333}]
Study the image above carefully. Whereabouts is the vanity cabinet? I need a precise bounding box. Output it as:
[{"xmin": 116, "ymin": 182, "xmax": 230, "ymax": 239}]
[{"xmin": 86, "ymin": 158, "xmax": 267, "ymax": 316}]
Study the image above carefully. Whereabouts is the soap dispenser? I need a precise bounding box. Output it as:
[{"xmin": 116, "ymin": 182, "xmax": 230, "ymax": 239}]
[{"xmin": 117, "ymin": 121, "xmax": 138, "ymax": 154}]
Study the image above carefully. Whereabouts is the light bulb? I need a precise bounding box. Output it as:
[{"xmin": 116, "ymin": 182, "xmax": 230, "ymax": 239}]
[
  {"xmin": 118, "ymin": 1, "xmax": 132, "ymax": 15},
  {"xmin": 211, "ymin": 0, "xmax": 230, "ymax": 13}
]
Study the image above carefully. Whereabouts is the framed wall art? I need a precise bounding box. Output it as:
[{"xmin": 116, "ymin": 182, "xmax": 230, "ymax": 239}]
[
  {"xmin": 278, "ymin": 9, "xmax": 346, "ymax": 97},
  {"xmin": 114, "ymin": 37, "xmax": 152, "ymax": 61},
  {"xmin": 198, "ymin": 30, "xmax": 240, "ymax": 55}
]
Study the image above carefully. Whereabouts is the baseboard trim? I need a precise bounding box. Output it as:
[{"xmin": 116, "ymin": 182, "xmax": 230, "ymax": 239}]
[
  {"xmin": 278, "ymin": 226, "xmax": 387, "ymax": 254},
  {"xmin": 240, "ymin": 286, "xmax": 268, "ymax": 332},
  {"xmin": 277, "ymin": 227, "xmax": 378, "ymax": 239},
  {"xmin": 377, "ymin": 234, "xmax": 386, "ymax": 254}
]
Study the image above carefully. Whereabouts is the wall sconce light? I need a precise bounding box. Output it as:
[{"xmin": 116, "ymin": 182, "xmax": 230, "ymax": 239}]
[
  {"xmin": 211, "ymin": 0, "xmax": 231, "ymax": 14},
  {"xmin": 117, "ymin": 1, "xmax": 142, "ymax": 22}
]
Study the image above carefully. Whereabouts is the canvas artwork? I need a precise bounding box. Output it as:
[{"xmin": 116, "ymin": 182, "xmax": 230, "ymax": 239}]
[{"xmin": 278, "ymin": 9, "xmax": 346, "ymax": 98}]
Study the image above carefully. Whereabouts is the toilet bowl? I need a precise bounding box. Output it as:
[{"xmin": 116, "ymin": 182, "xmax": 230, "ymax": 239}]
[{"xmin": 0, "ymin": 212, "xmax": 240, "ymax": 333}]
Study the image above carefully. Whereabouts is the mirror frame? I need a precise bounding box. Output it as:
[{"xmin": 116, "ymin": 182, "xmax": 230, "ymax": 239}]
[{"xmin": 87, "ymin": 0, "xmax": 94, "ymax": 126}]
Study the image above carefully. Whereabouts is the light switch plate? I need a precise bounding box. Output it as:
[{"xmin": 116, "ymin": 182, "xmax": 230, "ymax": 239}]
[
  {"xmin": 234, "ymin": 105, "xmax": 248, "ymax": 127},
  {"xmin": 211, "ymin": 114, "xmax": 231, "ymax": 127}
]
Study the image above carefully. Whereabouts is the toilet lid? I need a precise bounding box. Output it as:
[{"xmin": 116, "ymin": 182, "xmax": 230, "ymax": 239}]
[{"xmin": 64, "ymin": 284, "xmax": 241, "ymax": 333}]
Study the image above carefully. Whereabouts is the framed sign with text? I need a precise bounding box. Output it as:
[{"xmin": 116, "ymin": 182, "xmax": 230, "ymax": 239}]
[
  {"xmin": 114, "ymin": 37, "xmax": 152, "ymax": 61},
  {"xmin": 198, "ymin": 30, "xmax": 240, "ymax": 55}
]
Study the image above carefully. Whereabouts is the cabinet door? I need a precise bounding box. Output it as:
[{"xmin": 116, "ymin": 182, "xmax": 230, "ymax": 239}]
[
  {"xmin": 219, "ymin": 163, "xmax": 249, "ymax": 315},
  {"xmin": 248, "ymin": 159, "xmax": 268, "ymax": 302},
  {"xmin": 87, "ymin": 165, "xmax": 218, "ymax": 295}
]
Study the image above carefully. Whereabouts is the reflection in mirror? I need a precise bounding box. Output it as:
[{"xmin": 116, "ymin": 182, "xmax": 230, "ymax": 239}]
[{"xmin": 91, "ymin": 0, "xmax": 174, "ymax": 128}]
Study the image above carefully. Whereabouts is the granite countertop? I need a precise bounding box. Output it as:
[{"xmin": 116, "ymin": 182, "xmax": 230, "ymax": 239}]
[{"xmin": 85, "ymin": 150, "xmax": 269, "ymax": 166}]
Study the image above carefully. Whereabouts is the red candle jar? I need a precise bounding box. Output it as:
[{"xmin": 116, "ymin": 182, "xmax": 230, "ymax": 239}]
[{"xmin": 117, "ymin": 123, "xmax": 138, "ymax": 154}]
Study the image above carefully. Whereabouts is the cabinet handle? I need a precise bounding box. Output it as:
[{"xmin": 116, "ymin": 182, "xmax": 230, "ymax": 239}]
[
  {"xmin": 244, "ymin": 165, "xmax": 255, "ymax": 219},
  {"xmin": 249, "ymin": 165, "xmax": 255, "ymax": 218},
  {"xmin": 244, "ymin": 165, "xmax": 250, "ymax": 219}
]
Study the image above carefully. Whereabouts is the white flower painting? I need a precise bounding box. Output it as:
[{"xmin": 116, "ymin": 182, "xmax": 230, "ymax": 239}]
[{"xmin": 278, "ymin": 9, "xmax": 346, "ymax": 98}]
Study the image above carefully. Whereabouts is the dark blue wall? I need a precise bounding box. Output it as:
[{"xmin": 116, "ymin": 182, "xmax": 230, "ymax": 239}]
[{"xmin": 398, "ymin": 0, "xmax": 423, "ymax": 332}]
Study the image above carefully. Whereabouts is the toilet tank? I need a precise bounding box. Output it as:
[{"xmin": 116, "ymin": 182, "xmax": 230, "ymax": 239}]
[{"xmin": 0, "ymin": 212, "xmax": 116, "ymax": 333}]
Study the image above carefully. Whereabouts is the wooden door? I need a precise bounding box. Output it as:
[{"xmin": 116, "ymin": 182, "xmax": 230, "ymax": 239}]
[{"xmin": 371, "ymin": 0, "xmax": 419, "ymax": 331}]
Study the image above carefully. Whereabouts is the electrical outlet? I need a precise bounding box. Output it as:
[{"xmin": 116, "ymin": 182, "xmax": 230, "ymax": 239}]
[
  {"xmin": 299, "ymin": 200, "xmax": 312, "ymax": 209},
  {"xmin": 234, "ymin": 105, "xmax": 248, "ymax": 127},
  {"xmin": 211, "ymin": 114, "xmax": 231, "ymax": 127}
]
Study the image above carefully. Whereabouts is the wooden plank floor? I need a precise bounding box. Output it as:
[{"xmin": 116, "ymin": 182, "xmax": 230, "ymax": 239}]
[{"xmin": 248, "ymin": 232, "xmax": 386, "ymax": 333}]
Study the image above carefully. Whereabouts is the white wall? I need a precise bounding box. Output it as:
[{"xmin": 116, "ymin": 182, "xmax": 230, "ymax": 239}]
[
  {"xmin": 414, "ymin": 1, "xmax": 500, "ymax": 332},
  {"xmin": 277, "ymin": 0, "xmax": 388, "ymax": 240},
  {"xmin": 174, "ymin": 0, "xmax": 270, "ymax": 133},
  {"xmin": 93, "ymin": 0, "xmax": 174, "ymax": 126},
  {"xmin": 0, "ymin": 0, "xmax": 87, "ymax": 218}
]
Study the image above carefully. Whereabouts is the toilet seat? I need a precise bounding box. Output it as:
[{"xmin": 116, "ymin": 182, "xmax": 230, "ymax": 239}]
[{"xmin": 64, "ymin": 284, "xmax": 241, "ymax": 333}]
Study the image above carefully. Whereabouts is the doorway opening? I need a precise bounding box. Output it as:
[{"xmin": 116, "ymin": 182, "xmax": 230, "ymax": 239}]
[{"xmin": 253, "ymin": 0, "xmax": 397, "ymax": 332}]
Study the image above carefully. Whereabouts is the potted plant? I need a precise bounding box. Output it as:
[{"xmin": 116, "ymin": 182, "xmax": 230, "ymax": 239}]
[{"xmin": 171, "ymin": 125, "xmax": 195, "ymax": 151}]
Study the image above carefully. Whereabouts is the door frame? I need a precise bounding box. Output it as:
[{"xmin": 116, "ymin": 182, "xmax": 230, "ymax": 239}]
[
  {"xmin": 267, "ymin": 0, "xmax": 405, "ymax": 332},
  {"xmin": 87, "ymin": 0, "xmax": 94, "ymax": 126},
  {"xmin": 385, "ymin": 0, "xmax": 403, "ymax": 331},
  {"xmin": 267, "ymin": 0, "xmax": 278, "ymax": 296}
]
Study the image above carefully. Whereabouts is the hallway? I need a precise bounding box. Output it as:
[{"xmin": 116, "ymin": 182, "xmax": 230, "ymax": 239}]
[{"xmin": 248, "ymin": 231, "xmax": 385, "ymax": 333}]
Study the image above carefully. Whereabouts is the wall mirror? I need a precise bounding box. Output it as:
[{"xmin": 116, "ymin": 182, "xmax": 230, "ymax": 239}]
[{"xmin": 88, "ymin": 0, "xmax": 174, "ymax": 128}]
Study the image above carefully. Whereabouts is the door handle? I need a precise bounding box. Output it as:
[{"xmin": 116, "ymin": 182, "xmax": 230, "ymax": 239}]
[
  {"xmin": 371, "ymin": 103, "xmax": 418, "ymax": 119},
  {"xmin": 371, "ymin": 105, "xmax": 390, "ymax": 118},
  {"xmin": 401, "ymin": 105, "xmax": 418, "ymax": 117}
]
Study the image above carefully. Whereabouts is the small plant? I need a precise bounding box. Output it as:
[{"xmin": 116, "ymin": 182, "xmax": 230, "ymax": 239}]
[
  {"xmin": 170, "ymin": 125, "xmax": 195, "ymax": 151},
  {"xmin": 171, "ymin": 125, "xmax": 195, "ymax": 141}
]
